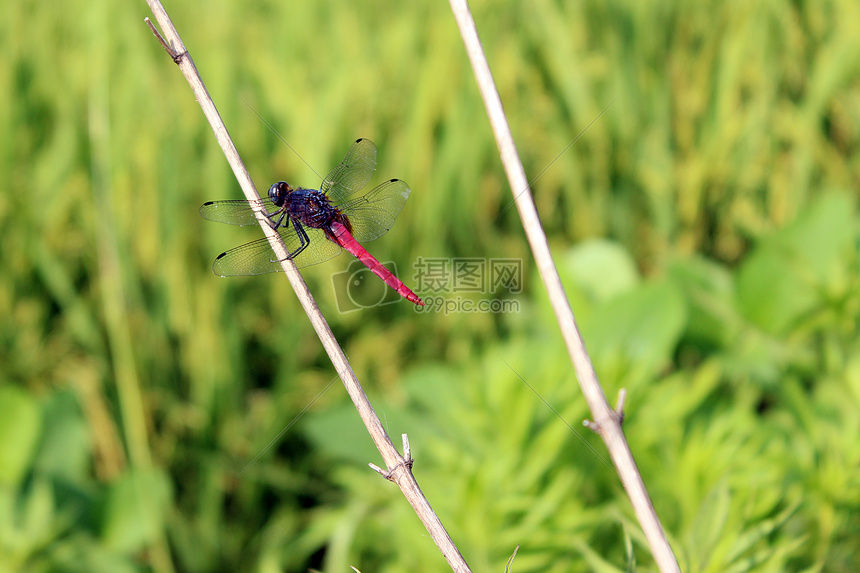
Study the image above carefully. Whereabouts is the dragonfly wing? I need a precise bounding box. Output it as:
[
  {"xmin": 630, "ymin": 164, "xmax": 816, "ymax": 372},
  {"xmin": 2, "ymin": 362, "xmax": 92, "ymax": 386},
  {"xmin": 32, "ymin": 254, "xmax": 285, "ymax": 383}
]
[
  {"xmin": 320, "ymin": 138, "xmax": 377, "ymax": 204},
  {"xmin": 340, "ymin": 179, "xmax": 411, "ymax": 243},
  {"xmin": 212, "ymin": 223, "xmax": 343, "ymax": 276},
  {"xmin": 200, "ymin": 198, "xmax": 278, "ymax": 226}
]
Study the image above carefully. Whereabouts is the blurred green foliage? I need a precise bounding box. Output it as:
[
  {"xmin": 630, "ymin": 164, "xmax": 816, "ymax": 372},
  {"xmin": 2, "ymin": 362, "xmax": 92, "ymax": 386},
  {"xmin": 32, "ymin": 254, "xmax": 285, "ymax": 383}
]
[{"xmin": 2, "ymin": 0, "xmax": 859, "ymax": 571}]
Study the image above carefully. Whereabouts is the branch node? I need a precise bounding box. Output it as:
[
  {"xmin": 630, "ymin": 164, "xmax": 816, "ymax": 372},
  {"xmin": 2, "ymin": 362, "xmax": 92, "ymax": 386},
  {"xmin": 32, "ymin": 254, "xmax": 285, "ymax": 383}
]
[
  {"xmin": 583, "ymin": 391, "xmax": 626, "ymax": 433},
  {"xmin": 383, "ymin": 457, "xmax": 414, "ymax": 481},
  {"xmin": 370, "ymin": 438, "xmax": 415, "ymax": 482}
]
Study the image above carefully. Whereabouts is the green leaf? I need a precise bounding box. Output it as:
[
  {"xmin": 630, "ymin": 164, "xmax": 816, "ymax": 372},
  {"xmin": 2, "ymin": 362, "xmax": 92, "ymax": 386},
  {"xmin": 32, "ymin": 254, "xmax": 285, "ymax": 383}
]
[
  {"xmin": 581, "ymin": 277, "xmax": 688, "ymax": 386},
  {"xmin": 34, "ymin": 390, "xmax": 91, "ymax": 483},
  {"xmin": 101, "ymin": 467, "xmax": 171, "ymax": 553},
  {"xmin": 770, "ymin": 193, "xmax": 854, "ymax": 286},
  {"xmin": 668, "ymin": 255, "xmax": 740, "ymax": 348},
  {"xmin": 0, "ymin": 386, "xmax": 41, "ymax": 487},
  {"xmin": 303, "ymin": 402, "xmax": 388, "ymax": 465},
  {"xmin": 560, "ymin": 239, "xmax": 641, "ymax": 303},
  {"xmin": 736, "ymin": 246, "xmax": 818, "ymax": 336},
  {"xmin": 737, "ymin": 193, "xmax": 856, "ymax": 335}
]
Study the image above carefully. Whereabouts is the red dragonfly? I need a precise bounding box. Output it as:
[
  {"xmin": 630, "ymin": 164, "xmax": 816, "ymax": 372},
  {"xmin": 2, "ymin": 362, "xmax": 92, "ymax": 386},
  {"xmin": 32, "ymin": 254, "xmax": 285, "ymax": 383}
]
[{"xmin": 200, "ymin": 138, "xmax": 424, "ymax": 306}]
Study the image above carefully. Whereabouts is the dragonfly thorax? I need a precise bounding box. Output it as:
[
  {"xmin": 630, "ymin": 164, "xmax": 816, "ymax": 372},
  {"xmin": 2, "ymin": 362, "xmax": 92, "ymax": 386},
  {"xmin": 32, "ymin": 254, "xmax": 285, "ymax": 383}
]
[{"xmin": 287, "ymin": 188, "xmax": 344, "ymax": 230}]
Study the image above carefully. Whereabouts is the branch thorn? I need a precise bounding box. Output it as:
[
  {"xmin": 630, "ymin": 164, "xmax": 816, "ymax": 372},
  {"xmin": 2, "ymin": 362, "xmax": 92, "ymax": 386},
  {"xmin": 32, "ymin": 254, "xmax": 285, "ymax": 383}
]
[{"xmin": 145, "ymin": 17, "xmax": 185, "ymax": 64}]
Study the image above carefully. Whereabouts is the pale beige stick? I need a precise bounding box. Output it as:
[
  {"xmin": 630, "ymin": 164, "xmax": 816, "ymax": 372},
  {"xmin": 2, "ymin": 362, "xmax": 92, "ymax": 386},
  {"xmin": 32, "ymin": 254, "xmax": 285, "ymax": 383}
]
[
  {"xmin": 143, "ymin": 2, "xmax": 471, "ymax": 571},
  {"xmin": 447, "ymin": 1, "xmax": 681, "ymax": 572}
]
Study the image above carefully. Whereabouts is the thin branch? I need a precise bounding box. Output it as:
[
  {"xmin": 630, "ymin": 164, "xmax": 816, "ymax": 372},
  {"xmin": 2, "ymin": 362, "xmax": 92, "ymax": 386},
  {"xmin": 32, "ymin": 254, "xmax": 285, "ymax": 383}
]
[
  {"xmin": 447, "ymin": 1, "xmax": 681, "ymax": 572},
  {"xmin": 144, "ymin": 3, "xmax": 470, "ymax": 571}
]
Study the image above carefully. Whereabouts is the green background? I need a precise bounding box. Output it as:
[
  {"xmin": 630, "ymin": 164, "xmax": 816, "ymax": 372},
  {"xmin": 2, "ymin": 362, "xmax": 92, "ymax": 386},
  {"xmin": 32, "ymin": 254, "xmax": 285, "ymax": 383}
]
[{"xmin": 2, "ymin": 0, "xmax": 859, "ymax": 571}]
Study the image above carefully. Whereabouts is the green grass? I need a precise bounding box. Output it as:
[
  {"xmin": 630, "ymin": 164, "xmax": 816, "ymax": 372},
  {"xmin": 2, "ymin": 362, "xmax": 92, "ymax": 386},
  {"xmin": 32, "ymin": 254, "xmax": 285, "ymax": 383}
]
[{"xmin": 1, "ymin": 0, "xmax": 859, "ymax": 571}]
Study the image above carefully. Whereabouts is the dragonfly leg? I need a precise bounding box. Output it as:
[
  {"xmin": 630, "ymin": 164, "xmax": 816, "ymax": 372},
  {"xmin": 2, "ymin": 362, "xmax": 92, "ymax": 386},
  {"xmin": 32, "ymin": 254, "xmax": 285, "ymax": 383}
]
[
  {"xmin": 288, "ymin": 220, "xmax": 311, "ymax": 259},
  {"xmin": 269, "ymin": 219, "xmax": 310, "ymax": 263},
  {"xmin": 268, "ymin": 210, "xmax": 287, "ymax": 230}
]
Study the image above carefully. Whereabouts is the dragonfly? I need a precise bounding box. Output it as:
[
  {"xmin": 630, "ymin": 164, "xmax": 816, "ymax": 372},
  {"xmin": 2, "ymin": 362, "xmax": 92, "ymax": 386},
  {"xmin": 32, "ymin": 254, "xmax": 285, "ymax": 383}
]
[{"xmin": 200, "ymin": 138, "xmax": 424, "ymax": 306}]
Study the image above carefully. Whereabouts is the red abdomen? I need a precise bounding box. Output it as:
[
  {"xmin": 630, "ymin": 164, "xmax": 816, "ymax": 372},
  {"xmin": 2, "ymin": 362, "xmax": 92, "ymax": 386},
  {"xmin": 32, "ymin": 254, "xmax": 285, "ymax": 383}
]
[{"xmin": 330, "ymin": 221, "xmax": 424, "ymax": 306}]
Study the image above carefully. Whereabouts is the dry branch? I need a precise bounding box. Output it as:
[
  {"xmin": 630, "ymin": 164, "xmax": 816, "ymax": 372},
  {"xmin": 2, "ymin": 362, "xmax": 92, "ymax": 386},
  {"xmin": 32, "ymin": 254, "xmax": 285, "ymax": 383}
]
[
  {"xmin": 447, "ymin": 1, "xmax": 682, "ymax": 572},
  {"xmin": 143, "ymin": 1, "xmax": 470, "ymax": 571}
]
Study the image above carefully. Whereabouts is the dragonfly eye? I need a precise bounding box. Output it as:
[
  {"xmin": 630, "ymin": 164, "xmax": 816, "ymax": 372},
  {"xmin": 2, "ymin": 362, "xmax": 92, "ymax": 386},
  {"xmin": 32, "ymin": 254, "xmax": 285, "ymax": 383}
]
[{"xmin": 268, "ymin": 182, "xmax": 291, "ymax": 206}]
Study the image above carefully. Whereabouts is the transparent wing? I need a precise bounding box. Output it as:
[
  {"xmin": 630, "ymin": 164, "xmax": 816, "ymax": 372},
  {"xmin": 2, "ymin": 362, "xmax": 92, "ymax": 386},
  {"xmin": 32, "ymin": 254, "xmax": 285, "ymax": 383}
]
[
  {"xmin": 338, "ymin": 179, "xmax": 411, "ymax": 243},
  {"xmin": 211, "ymin": 224, "xmax": 343, "ymax": 276},
  {"xmin": 199, "ymin": 198, "xmax": 278, "ymax": 226},
  {"xmin": 320, "ymin": 138, "xmax": 377, "ymax": 205}
]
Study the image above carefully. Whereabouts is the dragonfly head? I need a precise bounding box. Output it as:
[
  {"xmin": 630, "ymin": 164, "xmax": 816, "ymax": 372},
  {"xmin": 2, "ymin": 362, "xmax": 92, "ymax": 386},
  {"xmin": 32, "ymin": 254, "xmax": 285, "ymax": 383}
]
[{"xmin": 268, "ymin": 182, "xmax": 293, "ymax": 206}]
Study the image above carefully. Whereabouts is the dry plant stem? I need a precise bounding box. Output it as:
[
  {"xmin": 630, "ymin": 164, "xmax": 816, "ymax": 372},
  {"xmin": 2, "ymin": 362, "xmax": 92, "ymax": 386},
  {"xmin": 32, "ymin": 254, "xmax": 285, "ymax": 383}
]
[
  {"xmin": 144, "ymin": 2, "xmax": 470, "ymax": 571},
  {"xmin": 447, "ymin": 1, "xmax": 681, "ymax": 572}
]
